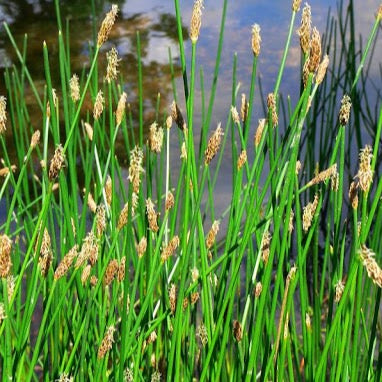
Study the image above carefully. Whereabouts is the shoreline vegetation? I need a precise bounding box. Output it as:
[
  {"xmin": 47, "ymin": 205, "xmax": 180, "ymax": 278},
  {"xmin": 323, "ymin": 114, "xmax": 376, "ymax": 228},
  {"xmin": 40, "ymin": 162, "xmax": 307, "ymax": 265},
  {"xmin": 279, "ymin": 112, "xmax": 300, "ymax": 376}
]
[{"xmin": 1, "ymin": 0, "xmax": 382, "ymax": 380}]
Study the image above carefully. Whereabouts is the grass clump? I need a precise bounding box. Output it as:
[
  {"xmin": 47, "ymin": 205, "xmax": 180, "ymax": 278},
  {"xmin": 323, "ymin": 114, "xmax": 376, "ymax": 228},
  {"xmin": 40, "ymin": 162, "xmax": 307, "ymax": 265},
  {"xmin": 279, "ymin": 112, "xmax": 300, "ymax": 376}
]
[{"xmin": 0, "ymin": 0, "xmax": 382, "ymax": 380}]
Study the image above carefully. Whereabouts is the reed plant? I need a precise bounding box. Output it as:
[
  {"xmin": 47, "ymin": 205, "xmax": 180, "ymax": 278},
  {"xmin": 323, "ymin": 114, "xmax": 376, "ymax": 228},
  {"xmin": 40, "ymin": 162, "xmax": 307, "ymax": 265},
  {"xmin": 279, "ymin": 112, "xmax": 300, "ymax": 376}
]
[{"xmin": 0, "ymin": 0, "xmax": 382, "ymax": 380}]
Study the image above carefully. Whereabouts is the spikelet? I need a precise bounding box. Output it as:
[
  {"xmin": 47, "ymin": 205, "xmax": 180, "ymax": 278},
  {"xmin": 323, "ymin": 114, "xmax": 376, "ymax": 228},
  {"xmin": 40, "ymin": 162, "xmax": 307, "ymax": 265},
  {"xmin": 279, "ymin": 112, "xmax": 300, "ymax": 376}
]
[
  {"xmin": 180, "ymin": 142, "xmax": 187, "ymax": 160},
  {"xmin": 267, "ymin": 93, "xmax": 278, "ymax": 126},
  {"xmin": 196, "ymin": 323, "xmax": 208, "ymax": 347},
  {"xmin": 146, "ymin": 198, "xmax": 159, "ymax": 232},
  {"xmin": 81, "ymin": 264, "xmax": 91, "ymax": 284},
  {"xmin": 233, "ymin": 320, "xmax": 243, "ymax": 342},
  {"xmin": 97, "ymin": 325, "xmax": 116, "ymax": 359},
  {"xmin": 30, "ymin": 130, "xmax": 40, "ymax": 149},
  {"xmin": 204, "ymin": 123, "xmax": 224, "ymax": 165},
  {"xmin": 191, "ymin": 267, "xmax": 199, "ymax": 283},
  {"xmin": 117, "ymin": 202, "xmax": 129, "ymax": 231},
  {"xmin": 151, "ymin": 371, "xmax": 162, "ymax": 382},
  {"xmin": 0, "ymin": 165, "xmax": 16, "ymax": 177},
  {"xmin": 7, "ymin": 275, "xmax": 15, "ymax": 302},
  {"xmin": 308, "ymin": 27, "xmax": 321, "ymax": 73},
  {"xmin": 191, "ymin": 291, "xmax": 200, "ymax": 305},
  {"xmin": 97, "ymin": 5, "xmax": 118, "ymax": 47},
  {"xmin": 296, "ymin": 160, "xmax": 302, "ymax": 175},
  {"xmin": 288, "ymin": 210, "xmax": 295, "ymax": 233},
  {"xmin": 38, "ymin": 228, "xmax": 53, "ymax": 277},
  {"xmin": 306, "ymin": 164, "xmax": 337, "ymax": 187},
  {"xmin": 240, "ymin": 93, "xmax": 249, "ymax": 122},
  {"xmin": 104, "ymin": 259, "xmax": 119, "ymax": 286},
  {"xmin": 338, "ymin": 94, "xmax": 352, "ymax": 125},
  {"xmin": 166, "ymin": 115, "xmax": 173, "ymax": 129},
  {"xmin": 251, "ymin": 23, "xmax": 261, "ymax": 57},
  {"xmin": 117, "ymin": 256, "xmax": 126, "ymax": 282},
  {"xmin": 0, "ymin": 96, "xmax": 7, "ymax": 134},
  {"xmin": 149, "ymin": 122, "xmax": 164, "ymax": 153},
  {"xmin": 161, "ymin": 235, "xmax": 180, "ymax": 262},
  {"xmin": 334, "ymin": 280, "xmax": 345, "ymax": 303},
  {"xmin": 231, "ymin": 106, "xmax": 240, "ymax": 124},
  {"xmin": 355, "ymin": 145, "xmax": 373, "ymax": 192},
  {"xmin": 128, "ymin": 146, "xmax": 144, "ymax": 193},
  {"xmin": 298, "ymin": 3, "xmax": 311, "ymax": 55},
  {"xmin": 69, "ymin": 74, "xmax": 80, "ymax": 102},
  {"xmin": 261, "ymin": 230, "xmax": 271, "ymax": 264},
  {"xmin": 190, "ymin": 0, "xmax": 203, "ymax": 43},
  {"xmin": 254, "ymin": 281, "xmax": 262, "ymax": 298},
  {"xmin": 165, "ymin": 191, "xmax": 174, "ymax": 211},
  {"xmin": 131, "ymin": 192, "xmax": 138, "ymax": 216},
  {"xmin": 93, "ymin": 90, "xmax": 104, "ymax": 120},
  {"xmin": 315, "ymin": 54, "xmax": 329, "ymax": 85},
  {"xmin": 348, "ymin": 181, "xmax": 358, "ymax": 209},
  {"xmin": 359, "ymin": 245, "xmax": 382, "ymax": 288},
  {"xmin": 237, "ymin": 150, "xmax": 247, "ymax": 171},
  {"xmin": 206, "ymin": 220, "xmax": 219, "ymax": 249},
  {"xmin": 292, "ymin": 0, "xmax": 302, "ymax": 12},
  {"xmin": 84, "ymin": 122, "xmax": 93, "ymax": 141},
  {"xmin": 86, "ymin": 191, "xmax": 97, "ymax": 213},
  {"xmin": 57, "ymin": 373, "xmax": 74, "ymax": 382},
  {"xmin": 254, "ymin": 118, "xmax": 266, "ymax": 147},
  {"xmin": 49, "ymin": 144, "xmax": 65, "ymax": 181},
  {"xmin": 171, "ymin": 101, "xmax": 185, "ymax": 130},
  {"xmin": 302, "ymin": 193, "xmax": 319, "ymax": 231},
  {"xmin": 105, "ymin": 47, "xmax": 119, "ymax": 83},
  {"xmin": 46, "ymin": 89, "xmax": 58, "ymax": 118},
  {"xmin": 75, "ymin": 232, "xmax": 98, "ymax": 268},
  {"xmin": 90, "ymin": 275, "xmax": 98, "ymax": 286},
  {"xmin": 96, "ymin": 204, "xmax": 106, "ymax": 237},
  {"xmin": 0, "ymin": 234, "xmax": 12, "ymax": 278},
  {"xmin": 136, "ymin": 237, "xmax": 147, "ymax": 258},
  {"xmin": 116, "ymin": 92, "xmax": 127, "ymax": 126},
  {"xmin": 377, "ymin": 5, "xmax": 382, "ymax": 21},
  {"xmin": 54, "ymin": 245, "xmax": 78, "ymax": 280},
  {"xmin": 169, "ymin": 283, "xmax": 177, "ymax": 314},
  {"xmin": 105, "ymin": 175, "xmax": 112, "ymax": 206}
]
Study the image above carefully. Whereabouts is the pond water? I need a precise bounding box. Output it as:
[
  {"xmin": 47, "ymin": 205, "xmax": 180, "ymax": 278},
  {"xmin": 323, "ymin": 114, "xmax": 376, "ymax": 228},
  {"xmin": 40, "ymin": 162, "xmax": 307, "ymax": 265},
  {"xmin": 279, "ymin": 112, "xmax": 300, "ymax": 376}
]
[{"xmin": 0, "ymin": 0, "xmax": 381, "ymax": 217}]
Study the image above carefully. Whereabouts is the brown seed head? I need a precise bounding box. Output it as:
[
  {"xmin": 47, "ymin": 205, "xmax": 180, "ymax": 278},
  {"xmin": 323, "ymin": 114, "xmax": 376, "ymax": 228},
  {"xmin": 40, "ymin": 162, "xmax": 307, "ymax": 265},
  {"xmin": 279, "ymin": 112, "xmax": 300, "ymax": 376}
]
[
  {"xmin": 254, "ymin": 281, "xmax": 262, "ymax": 298},
  {"xmin": 261, "ymin": 230, "xmax": 271, "ymax": 264},
  {"xmin": 0, "ymin": 165, "xmax": 16, "ymax": 177},
  {"xmin": 105, "ymin": 47, "xmax": 119, "ymax": 83},
  {"xmin": 7, "ymin": 275, "xmax": 15, "ymax": 302},
  {"xmin": 204, "ymin": 123, "xmax": 224, "ymax": 165},
  {"xmin": 190, "ymin": 0, "xmax": 203, "ymax": 43},
  {"xmin": 240, "ymin": 93, "xmax": 249, "ymax": 122},
  {"xmin": 93, "ymin": 90, "xmax": 104, "ymax": 120},
  {"xmin": 54, "ymin": 245, "xmax": 78, "ymax": 280},
  {"xmin": 0, "ymin": 96, "xmax": 7, "ymax": 134},
  {"xmin": 288, "ymin": 210, "xmax": 295, "ymax": 233},
  {"xmin": 75, "ymin": 231, "xmax": 98, "ymax": 268},
  {"xmin": 306, "ymin": 164, "xmax": 337, "ymax": 187},
  {"xmin": 84, "ymin": 122, "xmax": 93, "ymax": 141},
  {"xmin": 308, "ymin": 27, "xmax": 321, "ymax": 73},
  {"xmin": 136, "ymin": 237, "xmax": 147, "ymax": 258},
  {"xmin": 254, "ymin": 118, "xmax": 266, "ymax": 147},
  {"xmin": 97, "ymin": 5, "xmax": 118, "ymax": 47},
  {"xmin": 339, "ymin": 94, "xmax": 352, "ymax": 125},
  {"xmin": 359, "ymin": 245, "xmax": 382, "ymax": 288},
  {"xmin": 96, "ymin": 204, "xmax": 106, "ymax": 237},
  {"xmin": 316, "ymin": 54, "xmax": 329, "ymax": 85},
  {"xmin": 302, "ymin": 193, "xmax": 319, "ymax": 231},
  {"xmin": 69, "ymin": 74, "xmax": 80, "ymax": 102},
  {"xmin": 355, "ymin": 145, "xmax": 373, "ymax": 192},
  {"xmin": 233, "ymin": 320, "xmax": 243, "ymax": 342},
  {"xmin": 46, "ymin": 89, "xmax": 58, "ymax": 118},
  {"xmin": 191, "ymin": 267, "xmax": 199, "ymax": 282},
  {"xmin": 105, "ymin": 175, "xmax": 112, "ymax": 206},
  {"xmin": 146, "ymin": 198, "xmax": 159, "ymax": 232},
  {"xmin": 116, "ymin": 92, "xmax": 127, "ymax": 126},
  {"xmin": 0, "ymin": 234, "xmax": 12, "ymax": 278},
  {"xmin": 97, "ymin": 325, "xmax": 116, "ymax": 359},
  {"xmin": 49, "ymin": 144, "xmax": 65, "ymax": 181},
  {"xmin": 348, "ymin": 181, "xmax": 358, "ymax": 209},
  {"xmin": 180, "ymin": 142, "xmax": 187, "ymax": 160},
  {"xmin": 298, "ymin": 3, "xmax": 311, "ymax": 55},
  {"xmin": 191, "ymin": 291, "xmax": 200, "ymax": 304},
  {"xmin": 165, "ymin": 191, "xmax": 174, "ymax": 211},
  {"xmin": 86, "ymin": 191, "xmax": 97, "ymax": 213},
  {"xmin": 30, "ymin": 130, "xmax": 41, "ymax": 149},
  {"xmin": 377, "ymin": 5, "xmax": 382, "ymax": 21},
  {"xmin": 292, "ymin": 0, "xmax": 302, "ymax": 12},
  {"xmin": 117, "ymin": 256, "xmax": 126, "ymax": 282},
  {"xmin": 169, "ymin": 283, "xmax": 177, "ymax": 314},
  {"xmin": 196, "ymin": 323, "xmax": 208, "ymax": 347},
  {"xmin": 117, "ymin": 202, "xmax": 129, "ymax": 231},
  {"xmin": 231, "ymin": 106, "xmax": 240, "ymax": 124},
  {"xmin": 81, "ymin": 264, "xmax": 91, "ymax": 284},
  {"xmin": 104, "ymin": 259, "xmax": 119, "ymax": 286},
  {"xmin": 171, "ymin": 101, "xmax": 186, "ymax": 130},
  {"xmin": 39, "ymin": 228, "xmax": 53, "ymax": 277},
  {"xmin": 166, "ymin": 115, "xmax": 173, "ymax": 129},
  {"xmin": 251, "ymin": 24, "xmax": 261, "ymax": 56},
  {"xmin": 128, "ymin": 146, "xmax": 144, "ymax": 193},
  {"xmin": 149, "ymin": 122, "xmax": 164, "ymax": 153},
  {"xmin": 334, "ymin": 280, "xmax": 345, "ymax": 303},
  {"xmin": 206, "ymin": 220, "xmax": 219, "ymax": 249},
  {"xmin": 267, "ymin": 93, "xmax": 278, "ymax": 126},
  {"xmin": 161, "ymin": 235, "xmax": 180, "ymax": 262},
  {"xmin": 237, "ymin": 150, "xmax": 247, "ymax": 171}
]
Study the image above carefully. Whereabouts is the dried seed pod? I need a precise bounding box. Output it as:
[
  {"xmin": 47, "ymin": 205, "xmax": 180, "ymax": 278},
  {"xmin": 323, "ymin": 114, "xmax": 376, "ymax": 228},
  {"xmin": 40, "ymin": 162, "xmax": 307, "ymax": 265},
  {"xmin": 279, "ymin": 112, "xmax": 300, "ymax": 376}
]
[
  {"xmin": 146, "ymin": 198, "xmax": 159, "ymax": 232},
  {"xmin": 338, "ymin": 94, "xmax": 352, "ymax": 125},
  {"xmin": 97, "ymin": 5, "xmax": 118, "ymax": 47},
  {"xmin": 97, "ymin": 325, "xmax": 116, "ymax": 359},
  {"xmin": 204, "ymin": 123, "xmax": 224, "ymax": 165},
  {"xmin": 30, "ymin": 130, "xmax": 41, "ymax": 149},
  {"xmin": 292, "ymin": 0, "xmax": 302, "ymax": 12},
  {"xmin": 359, "ymin": 245, "xmax": 382, "ymax": 288},
  {"xmin": 355, "ymin": 145, "xmax": 373, "ymax": 192},
  {"xmin": 105, "ymin": 47, "xmax": 119, "ymax": 83},
  {"xmin": 136, "ymin": 237, "xmax": 147, "ymax": 258},
  {"xmin": 251, "ymin": 24, "xmax": 261, "ymax": 57},
  {"xmin": 54, "ymin": 245, "xmax": 78, "ymax": 280},
  {"xmin": 161, "ymin": 235, "xmax": 180, "ymax": 262},
  {"xmin": 297, "ymin": 3, "xmax": 311, "ymax": 55},
  {"xmin": 128, "ymin": 146, "xmax": 144, "ymax": 193},
  {"xmin": 308, "ymin": 27, "xmax": 321, "ymax": 73},
  {"xmin": 237, "ymin": 150, "xmax": 247, "ymax": 171},
  {"xmin": 302, "ymin": 194, "xmax": 319, "ymax": 231},
  {"xmin": 93, "ymin": 90, "xmax": 104, "ymax": 120},
  {"xmin": 104, "ymin": 259, "xmax": 119, "ymax": 286},
  {"xmin": 254, "ymin": 119, "xmax": 266, "ymax": 147},
  {"xmin": 206, "ymin": 221, "xmax": 219, "ymax": 249},
  {"xmin": 49, "ymin": 145, "xmax": 65, "ymax": 181},
  {"xmin": 315, "ymin": 54, "xmax": 329, "ymax": 85},
  {"xmin": 69, "ymin": 74, "xmax": 80, "ymax": 102},
  {"xmin": 0, "ymin": 234, "xmax": 12, "ymax": 278},
  {"xmin": 117, "ymin": 202, "xmax": 129, "ymax": 231},
  {"xmin": 165, "ymin": 191, "xmax": 174, "ymax": 211},
  {"xmin": 38, "ymin": 229, "xmax": 53, "ymax": 277},
  {"xmin": 171, "ymin": 101, "xmax": 185, "ymax": 130},
  {"xmin": 116, "ymin": 92, "xmax": 127, "ymax": 126},
  {"xmin": 233, "ymin": 320, "xmax": 243, "ymax": 342},
  {"xmin": 149, "ymin": 122, "xmax": 164, "ymax": 153},
  {"xmin": 348, "ymin": 181, "xmax": 358, "ymax": 209},
  {"xmin": 190, "ymin": 0, "xmax": 203, "ymax": 43}
]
